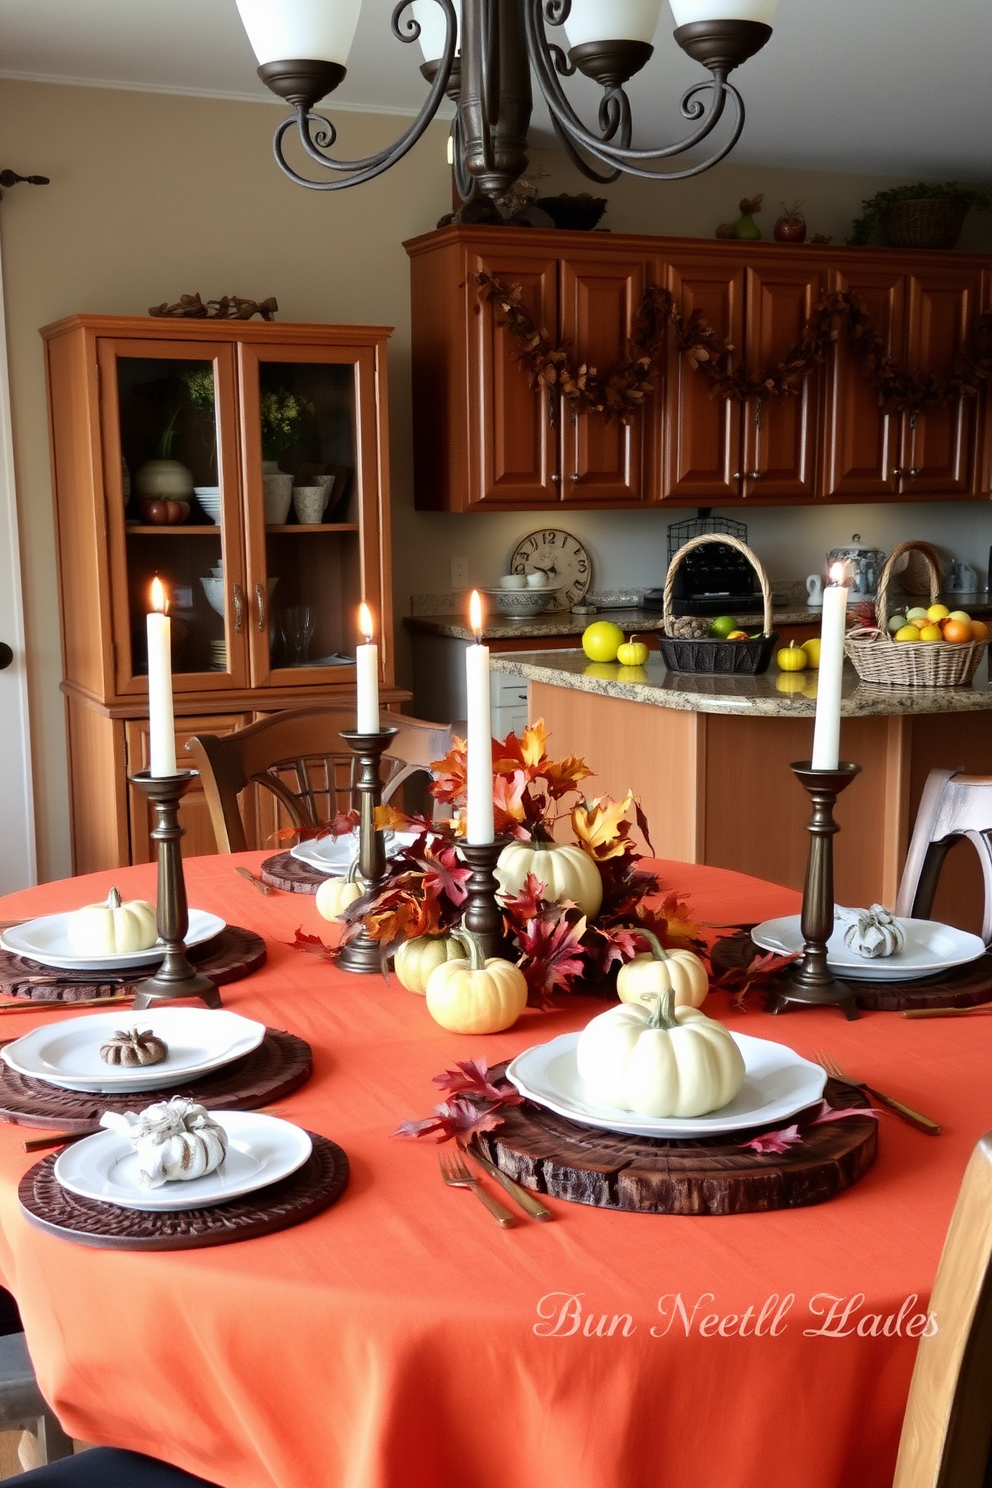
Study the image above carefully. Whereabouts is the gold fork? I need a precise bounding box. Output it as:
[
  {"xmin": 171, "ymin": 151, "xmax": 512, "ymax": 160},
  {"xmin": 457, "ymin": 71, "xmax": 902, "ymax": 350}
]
[
  {"xmin": 438, "ymin": 1149, "xmax": 516, "ymax": 1227},
  {"xmin": 815, "ymin": 1050, "xmax": 942, "ymax": 1136}
]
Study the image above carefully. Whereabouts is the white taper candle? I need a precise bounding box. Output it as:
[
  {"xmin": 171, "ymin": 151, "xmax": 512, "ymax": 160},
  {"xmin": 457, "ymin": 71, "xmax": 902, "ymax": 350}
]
[
  {"xmin": 147, "ymin": 578, "xmax": 177, "ymax": 778},
  {"xmin": 810, "ymin": 564, "xmax": 849, "ymax": 771},
  {"xmin": 356, "ymin": 602, "xmax": 380, "ymax": 733},
  {"xmin": 465, "ymin": 590, "xmax": 494, "ymax": 844}
]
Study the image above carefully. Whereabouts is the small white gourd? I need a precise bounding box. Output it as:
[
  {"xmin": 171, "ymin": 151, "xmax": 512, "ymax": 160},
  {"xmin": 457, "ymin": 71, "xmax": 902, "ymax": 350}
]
[
  {"xmin": 67, "ymin": 888, "xmax": 158, "ymax": 956},
  {"xmin": 843, "ymin": 905, "xmax": 906, "ymax": 960},
  {"xmin": 315, "ymin": 858, "xmax": 366, "ymax": 922},
  {"xmin": 100, "ymin": 1097, "xmax": 228, "ymax": 1188}
]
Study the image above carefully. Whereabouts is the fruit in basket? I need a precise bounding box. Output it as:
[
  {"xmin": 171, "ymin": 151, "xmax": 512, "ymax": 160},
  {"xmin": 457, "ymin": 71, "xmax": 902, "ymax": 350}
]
[
  {"xmin": 726, "ymin": 630, "xmax": 750, "ymax": 641},
  {"xmin": 617, "ymin": 635, "xmax": 649, "ymax": 666},
  {"xmin": 582, "ymin": 621, "xmax": 624, "ymax": 662},
  {"xmin": 926, "ymin": 604, "xmax": 950, "ymax": 622},
  {"xmin": 887, "ymin": 615, "xmax": 907, "ymax": 634},
  {"xmin": 576, "ymin": 991, "xmax": 745, "ymax": 1119},
  {"xmin": 424, "ymin": 930, "xmax": 527, "ymax": 1035},
  {"xmin": 949, "ymin": 611, "xmax": 972, "ymax": 624},
  {"xmin": 709, "ymin": 615, "xmax": 738, "ymax": 639},
  {"xmin": 775, "ymin": 641, "xmax": 808, "ymax": 671},
  {"xmin": 906, "ymin": 608, "xmax": 929, "ymax": 623},
  {"xmin": 918, "ymin": 624, "xmax": 944, "ymax": 642},
  {"xmin": 894, "ymin": 624, "xmax": 922, "ymax": 642},
  {"xmin": 971, "ymin": 620, "xmax": 988, "ymax": 641},
  {"xmin": 801, "ymin": 638, "xmax": 821, "ymax": 667},
  {"xmin": 942, "ymin": 618, "xmax": 973, "ymax": 644}
]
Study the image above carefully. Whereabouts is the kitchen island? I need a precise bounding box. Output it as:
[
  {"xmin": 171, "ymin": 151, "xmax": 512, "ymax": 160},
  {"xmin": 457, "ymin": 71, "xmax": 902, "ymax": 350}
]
[{"xmin": 492, "ymin": 649, "xmax": 992, "ymax": 930}]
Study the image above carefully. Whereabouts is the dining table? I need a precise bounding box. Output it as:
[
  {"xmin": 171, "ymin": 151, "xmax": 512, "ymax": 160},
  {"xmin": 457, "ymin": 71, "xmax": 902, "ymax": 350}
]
[{"xmin": 0, "ymin": 850, "xmax": 989, "ymax": 1488}]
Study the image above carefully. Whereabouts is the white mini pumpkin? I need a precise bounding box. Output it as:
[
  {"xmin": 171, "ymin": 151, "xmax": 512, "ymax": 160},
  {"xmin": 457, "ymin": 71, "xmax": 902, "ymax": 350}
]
[
  {"xmin": 424, "ymin": 929, "xmax": 528, "ymax": 1035},
  {"xmin": 67, "ymin": 888, "xmax": 158, "ymax": 957},
  {"xmin": 100, "ymin": 1097, "xmax": 228, "ymax": 1189},
  {"xmin": 394, "ymin": 934, "xmax": 464, "ymax": 995},
  {"xmin": 576, "ymin": 990, "xmax": 745, "ymax": 1119},
  {"xmin": 616, "ymin": 927, "xmax": 709, "ymax": 1009},
  {"xmin": 495, "ymin": 840, "xmax": 603, "ymax": 919},
  {"xmin": 315, "ymin": 858, "xmax": 366, "ymax": 922}
]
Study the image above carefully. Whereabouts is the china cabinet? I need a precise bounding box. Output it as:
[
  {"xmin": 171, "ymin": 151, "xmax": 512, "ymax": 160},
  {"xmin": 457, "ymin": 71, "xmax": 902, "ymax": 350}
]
[
  {"xmin": 406, "ymin": 225, "xmax": 991, "ymax": 510},
  {"xmin": 42, "ymin": 315, "xmax": 403, "ymax": 872}
]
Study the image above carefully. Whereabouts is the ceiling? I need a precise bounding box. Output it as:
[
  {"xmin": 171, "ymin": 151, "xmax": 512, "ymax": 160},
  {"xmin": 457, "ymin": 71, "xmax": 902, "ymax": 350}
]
[{"xmin": 0, "ymin": 0, "xmax": 989, "ymax": 180}]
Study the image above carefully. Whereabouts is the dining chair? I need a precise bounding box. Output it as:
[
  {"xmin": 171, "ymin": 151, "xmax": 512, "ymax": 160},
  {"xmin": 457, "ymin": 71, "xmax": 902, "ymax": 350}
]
[
  {"xmin": 186, "ymin": 706, "xmax": 455, "ymax": 854},
  {"xmin": 14, "ymin": 1446, "xmax": 219, "ymax": 1485},
  {"xmin": 895, "ymin": 769, "xmax": 992, "ymax": 945},
  {"xmin": 0, "ymin": 1331, "xmax": 73, "ymax": 1466},
  {"xmin": 893, "ymin": 1128, "xmax": 992, "ymax": 1488}
]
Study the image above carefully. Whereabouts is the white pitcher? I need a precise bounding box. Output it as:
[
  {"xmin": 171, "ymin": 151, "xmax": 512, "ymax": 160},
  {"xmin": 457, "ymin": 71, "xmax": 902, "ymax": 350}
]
[{"xmin": 806, "ymin": 574, "xmax": 823, "ymax": 608}]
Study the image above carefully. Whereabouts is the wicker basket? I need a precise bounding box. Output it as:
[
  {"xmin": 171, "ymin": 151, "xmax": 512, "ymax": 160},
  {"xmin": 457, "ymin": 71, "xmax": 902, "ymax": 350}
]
[
  {"xmin": 845, "ymin": 541, "xmax": 987, "ymax": 687},
  {"xmin": 882, "ymin": 198, "xmax": 970, "ymax": 250},
  {"xmin": 659, "ymin": 533, "xmax": 777, "ymax": 675}
]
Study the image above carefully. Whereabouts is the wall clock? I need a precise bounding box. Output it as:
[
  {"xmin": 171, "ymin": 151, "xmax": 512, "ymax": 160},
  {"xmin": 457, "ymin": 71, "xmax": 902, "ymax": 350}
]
[{"xmin": 510, "ymin": 529, "xmax": 592, "ymax": 611}]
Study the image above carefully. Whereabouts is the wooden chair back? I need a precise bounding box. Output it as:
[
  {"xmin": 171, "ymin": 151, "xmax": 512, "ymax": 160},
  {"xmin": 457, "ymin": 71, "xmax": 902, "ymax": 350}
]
[
  {"xmin": 895, "ymin": 769, "xmax": 992, "ymax": 945},
  {"xmin": 186, "ymin": 707, "xmax": 454, "ymax": 854},
  {"xmin": 893, "ymin": 1130, "xmax": 992, "ymax": 1488}
]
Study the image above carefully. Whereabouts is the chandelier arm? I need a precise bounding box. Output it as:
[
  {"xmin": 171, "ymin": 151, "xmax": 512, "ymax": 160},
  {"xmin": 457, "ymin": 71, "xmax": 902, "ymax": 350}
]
[
  {"xmin": 270, "ymin": 0, "xmax": 456, "ymax": 190},
  {"xmin": 548, "ymin": 111, "xmax": 621, "ymax": 185},
  {"xmin": 526, "ymin": 0, "xmax": 740, "ymax": 170}
]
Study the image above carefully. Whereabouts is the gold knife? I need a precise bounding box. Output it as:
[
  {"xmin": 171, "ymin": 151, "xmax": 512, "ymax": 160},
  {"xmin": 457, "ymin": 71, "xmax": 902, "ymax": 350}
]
[
  {"xmin": 902, "ymin": 1006, "xmax": 992, "ymax": 1019},
  {"xmin": 467, "ymin": 1142, "xmax": 552, "ymax": 1221},
  {"xmin": 235, "ymin": 866, "xmax": 272, "ymax": 895}
]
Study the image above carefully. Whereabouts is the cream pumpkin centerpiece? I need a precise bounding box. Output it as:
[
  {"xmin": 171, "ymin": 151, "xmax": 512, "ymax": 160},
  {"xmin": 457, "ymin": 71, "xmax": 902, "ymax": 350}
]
[
  {"xmin": 67, "ymin": 888, "xmax": 158, "ymax": 957},
  {"xmin": 616, "ymin": 928, "xmax": 708, "ymax": 1009},
  {"xmin": 495, "ymin": 839, "xmax": 603, "ymax": 920},
  {"xmin": 315, "ymin": 859, "xmax": 366, "ymax": 922},
  {"xmin": 576, "ymin": 990, "xmax": 745, "ymax": 1119},
  {"xmin": 424, "ymin": 929, "xmax": 528, "ymax": 1035},
  {"xmin": 394, "ymin": 934, "xmax": 464, "ymax": 995}
]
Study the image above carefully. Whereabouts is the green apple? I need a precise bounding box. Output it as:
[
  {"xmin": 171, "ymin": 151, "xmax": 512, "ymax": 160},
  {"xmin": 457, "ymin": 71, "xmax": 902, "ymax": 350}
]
[
  {"xmin": 709, "ymin": 615, "xmax": 738, "ymax": 639},
  {"xmin": 887, "ymin": 614, "xmax": 907, "ymax": 634},
  {"xmin": 582, "ymin": 621, "xmax": 625, "ymax": 662},
  {"xmin": 906, "ymin": 607, "xmax": 929, "ymax": 623}
]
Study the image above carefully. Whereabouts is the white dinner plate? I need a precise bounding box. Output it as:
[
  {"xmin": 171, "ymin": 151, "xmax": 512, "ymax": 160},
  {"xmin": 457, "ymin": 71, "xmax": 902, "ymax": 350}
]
[
  {"xmin": 0, "ymin": 908, "xmax": 225, "ymax": 973},
  {"xmin": 751, "ymin": 914, "xmax": 986, "ymax": 982},
  {"xmin": 54, "ymin": 1111, "xmax": 313, "ymax": 1211},
  {"xmin": 1, "ymin": 1008, "xmax": 267, "ymax": 1093},
  {"xmin": 505, "ymin": 1030, "xmax": 826, "ymax": 1139},
  {"xmin": 290, "ymin": 828, "xmax": 419, "ymax": 876}
]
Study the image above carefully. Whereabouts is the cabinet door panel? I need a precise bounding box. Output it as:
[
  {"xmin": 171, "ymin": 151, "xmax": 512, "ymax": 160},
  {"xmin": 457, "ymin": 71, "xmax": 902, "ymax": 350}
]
[
  {"xmin": 126, "ymin": 713, "xmax": 252, "ymax": 861},
  {"xmin": 742, "ymin": 265, "xmax": 825, "ymax": 500},
  {"xmin": 823, "ymin": 268, "xmax": 906, "ymax": 499},
  {"xmin": 900, "ymin": 268, "xmax": 983, "ymax": 495},
  {"xmin": 468, "ymin": 248, "xmax": 559, "ymax": 505},
  {"xmin": 664, "ymin": 257, "xmax": 744, "ymax": 502},
  {"xmin": 559, "ymin": 256, "xmax": 648, "ymax": 503}
]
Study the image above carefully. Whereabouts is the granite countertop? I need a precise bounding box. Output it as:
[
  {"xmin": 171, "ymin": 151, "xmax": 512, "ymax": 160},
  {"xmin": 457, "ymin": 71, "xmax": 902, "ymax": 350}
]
[
  {"xmin": 490, "ymin": 648, "xmax": 992, "ymax": 718},
  {"xmin": 405, "ymin": 593, "xmax": 992, "ymax": 644}
]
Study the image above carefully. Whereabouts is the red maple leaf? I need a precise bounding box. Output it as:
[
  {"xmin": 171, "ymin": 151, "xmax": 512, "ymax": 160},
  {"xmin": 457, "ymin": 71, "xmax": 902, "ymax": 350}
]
[
  {"xmin": 740, "ymin": 1124, "xmax": 802, "ymax": 1155},
  {"xmin": 431, "ymin": 1059, "xmax": 522, "ymax": 1106},
  {"xmin": 285, "ymin": 927, "xmax": 337, "ymax": 959},
  {"xmin": 516, "ymin": 911, "xmax": 589, "ymax": 1007},
  {"xmin": 499, "ymin": 871, "xmax": 552, "ymax": 924},
  {"xmin": 419, "ymin": 844, "xmax": 472, "ymax": 906}
]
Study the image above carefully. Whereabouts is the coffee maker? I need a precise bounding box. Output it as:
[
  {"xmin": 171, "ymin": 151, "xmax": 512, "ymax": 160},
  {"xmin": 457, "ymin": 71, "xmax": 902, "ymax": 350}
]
[{"xmin": 643, "ymin": 516, "xmax": 763, "ymax": 616}]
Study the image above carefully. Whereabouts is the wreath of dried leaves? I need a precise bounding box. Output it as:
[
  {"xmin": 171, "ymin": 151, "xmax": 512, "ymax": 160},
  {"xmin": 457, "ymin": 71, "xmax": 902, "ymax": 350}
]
[
  {"xmin": 149, "ymin": 293, "xmax": 279, "ymax": 321},
  {"xmin": 475, "ymin": 273, "xmax": 992, "ymax": 419}
]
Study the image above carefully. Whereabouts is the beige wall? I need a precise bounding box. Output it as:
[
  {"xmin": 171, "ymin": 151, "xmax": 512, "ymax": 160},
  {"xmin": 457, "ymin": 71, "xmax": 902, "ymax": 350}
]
[{"xmin": 0, "ymin": 77, "xmax": 988, "ymax": 882}]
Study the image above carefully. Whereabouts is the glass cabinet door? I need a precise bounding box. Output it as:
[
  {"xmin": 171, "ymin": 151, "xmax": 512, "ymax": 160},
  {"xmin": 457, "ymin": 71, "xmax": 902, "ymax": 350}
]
[
  {"xmin": 99, "ymin": 339, "xmax": 248, "ymax": 695},
  {"xmin": 239, "ymin": 343, "xmax": 381, "ymax": 690}
]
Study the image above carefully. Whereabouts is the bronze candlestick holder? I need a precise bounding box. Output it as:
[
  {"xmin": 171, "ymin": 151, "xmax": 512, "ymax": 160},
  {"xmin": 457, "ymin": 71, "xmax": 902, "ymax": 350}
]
[
  {"xmin": 457, "ymin": 838, "xmax": 511, "ymax": 961},
  {"xmin": 337, "ymin": 727, "xmax": 398, "ymax": 975},
  {"xmin": 129, "ymin": 770, "xmax": 222, "ymax": 1010},
  {"xmin": 766, "ymin": 761, "xmax": 862, "ymax": 1021}
]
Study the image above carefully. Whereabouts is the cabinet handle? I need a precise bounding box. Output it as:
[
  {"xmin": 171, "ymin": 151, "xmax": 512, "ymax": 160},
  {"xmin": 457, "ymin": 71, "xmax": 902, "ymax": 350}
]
[
  {"xmin": 733, "ymin": 471, "xmax": 762, "ymax": 481},
  {"xmin": 233, "ymin": 583, "xmax": 244, "ymax": 634},
  {"xmin": 255, "ymin": 582, "xmax": 266, "ymax": 632},
  {"xmin": 892, "ymin": 468, "xmax": 903, "ymax": 478},
  {"xmin": 550, "ymin": 474, "xmax": 561, "ymax": 485},
  {"xmin": 909, "ymin": 468, "xmax": 921, "ymax": 478}
]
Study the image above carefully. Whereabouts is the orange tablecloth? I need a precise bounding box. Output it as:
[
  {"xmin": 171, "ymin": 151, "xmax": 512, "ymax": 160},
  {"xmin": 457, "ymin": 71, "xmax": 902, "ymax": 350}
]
[{"xmin": 0, "ymin": 854, "xmax": 990, "ymax": 1488}]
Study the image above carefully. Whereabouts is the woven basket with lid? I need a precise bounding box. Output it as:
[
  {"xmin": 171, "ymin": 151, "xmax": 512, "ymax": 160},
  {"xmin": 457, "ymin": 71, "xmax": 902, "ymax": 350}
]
[
  {"xmin": 882, "ymin": 198, "xmax": 970, "ymax": 250},
  {"xmin": 660, "ymin": 534, "xmax": 777, "ymax": 675},
  {"xmin": 844, "ymin": 541, "xmax": 987, "ymax": 687}
]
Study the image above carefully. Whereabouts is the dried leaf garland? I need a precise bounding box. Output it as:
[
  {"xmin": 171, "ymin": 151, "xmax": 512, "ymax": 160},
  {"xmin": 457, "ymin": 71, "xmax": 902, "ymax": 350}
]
[{"xmin": 476, "ymin": 272, "xmax": 992, "ymax": 419}]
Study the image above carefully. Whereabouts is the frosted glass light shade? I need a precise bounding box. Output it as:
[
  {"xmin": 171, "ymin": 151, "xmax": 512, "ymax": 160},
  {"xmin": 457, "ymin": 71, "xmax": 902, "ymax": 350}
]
[
  {"xmin": 670, "ymin": 0, "xmax": 779, "ymax": 25},
  {"xmin": 235, "ymin": 0, "xmax": 363, "ymax": 67},
  {"xmin": 411, "ymin": 0, "xmax": 461, "ymax": 63},
  {"xmin": 562, "ymin": 0, "xmax": 663, "ymax": 48}
]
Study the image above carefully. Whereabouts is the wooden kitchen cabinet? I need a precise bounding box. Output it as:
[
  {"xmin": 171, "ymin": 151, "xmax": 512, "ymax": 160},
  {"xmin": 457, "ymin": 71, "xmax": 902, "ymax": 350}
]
[
  {"xmin": 407, "ymin": 224, "xmax": 991, "ymax": 512},
  {"xmin": 43, "ymin": 314, "xmax": 405, "ymax": 870}
]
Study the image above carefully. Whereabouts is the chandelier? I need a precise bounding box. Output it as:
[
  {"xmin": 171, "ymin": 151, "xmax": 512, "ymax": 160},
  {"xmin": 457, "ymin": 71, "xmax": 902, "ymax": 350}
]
[{"xmin": 235, "ymin": 0, "xmax": 778, "ymax": 207}]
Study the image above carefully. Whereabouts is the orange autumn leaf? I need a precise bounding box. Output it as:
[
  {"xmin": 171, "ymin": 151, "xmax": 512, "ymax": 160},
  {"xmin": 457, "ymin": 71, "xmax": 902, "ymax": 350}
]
[
  {"xmin": 571, "ymin": 793, "xmax": 635, "ymax": 860},
  {"xmin": 374, "ymin": 803, "xmax": 413, "ymax": 833},
  {"xmin": 493, "ymin": 770, "xmax": 528, "ymax": 823},
  {"xmin": 542, "ymin": 752, "xmax": 595, "ymax": 799}
]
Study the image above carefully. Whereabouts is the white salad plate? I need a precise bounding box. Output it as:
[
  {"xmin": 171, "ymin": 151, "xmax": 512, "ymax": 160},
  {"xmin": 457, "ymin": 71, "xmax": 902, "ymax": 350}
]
[
  {"xmin": 1, "ymin": 1008, "xmax": 266, "ymax": 1094},
  {"xmin": 505, "ymin": 1030, "xmax": 826, "ymax": 1139},
  {"xmin": 750, "ymin": 914, "xmax": 986, "ymax": 982},
  {"xmin": 54, "ymin": 1111, "xmax": 313, "ymax": 1212},
  {"xmin": 290, "ymin": 828, "xmax": 419, "ymax": 876},
  {"xmin": 0, "ymin": 908, "xmax": 225, "ymax": 973}
]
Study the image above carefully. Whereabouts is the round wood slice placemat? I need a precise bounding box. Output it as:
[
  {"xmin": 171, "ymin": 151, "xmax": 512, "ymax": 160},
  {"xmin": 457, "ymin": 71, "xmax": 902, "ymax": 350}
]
[
  {"xmin": 711, "ymin": 932, "xmax": 992, "ymax": 1012},
  {"xmin": 260, "ymin": 852, "xmax": 325, "ymax": 893},
  {"xmin": 18, "ymin": 1131, "xmax": 348, "ymax": 1250},
  {"xmin": 0, "ymin": 1028, "xmax": 312, "ymax": 1132},
  {"xmin": 0, "ymin": 926, "xmax": 267, "ymax": 1002},
  {"xmin": 480, "ymin": 1066, "xmax": 877, "ymax": 1216}
]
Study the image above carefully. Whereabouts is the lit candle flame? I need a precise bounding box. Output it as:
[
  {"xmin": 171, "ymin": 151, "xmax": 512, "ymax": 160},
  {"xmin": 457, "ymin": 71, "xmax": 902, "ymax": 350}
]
[
  {"xmin": 829, "ymin": 562, "xmax": 846, "ymax": 586},
  {"xmin": 150, "ymin": 577, "xmax": 169, "ymax": 615},
  {"xmin": 469, "ymin": 589, "xmax": 484, "ymax": 640},
  {"xmin": 358, "ymin": 602, "xmax": 374, "ymax": 643}
]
